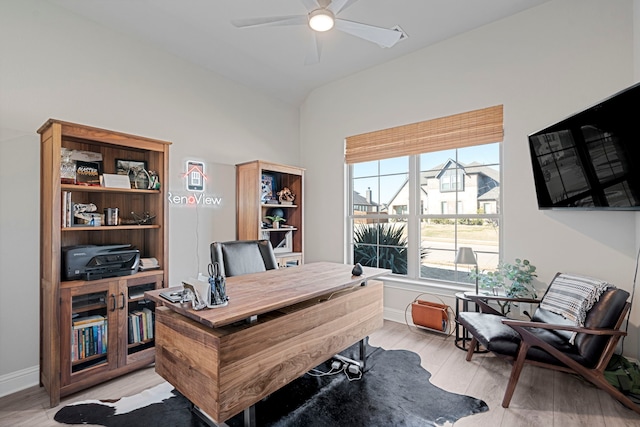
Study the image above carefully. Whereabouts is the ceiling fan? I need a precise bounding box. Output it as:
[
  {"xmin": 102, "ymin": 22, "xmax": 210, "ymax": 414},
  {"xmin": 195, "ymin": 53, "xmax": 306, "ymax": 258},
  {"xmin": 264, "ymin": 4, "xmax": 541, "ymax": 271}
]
[{"xmin": 231, "ymin": 0, "xmax": 405, "ymax": 64}]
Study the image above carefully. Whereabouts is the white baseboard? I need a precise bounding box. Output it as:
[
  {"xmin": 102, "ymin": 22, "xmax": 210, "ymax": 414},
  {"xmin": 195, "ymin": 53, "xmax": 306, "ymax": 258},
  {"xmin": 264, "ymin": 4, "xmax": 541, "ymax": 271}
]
[
  {"xmin": 384, "ymin": 307, "xmax": 409, "ymax": 325},
  {"xmin": 0, "ymin": 365, "xmax": 39, "ymax": 398}
]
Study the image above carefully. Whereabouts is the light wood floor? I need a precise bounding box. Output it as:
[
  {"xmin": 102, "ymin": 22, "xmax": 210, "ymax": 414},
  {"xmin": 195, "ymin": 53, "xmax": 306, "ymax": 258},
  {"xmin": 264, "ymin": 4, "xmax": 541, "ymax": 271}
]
[{"xmin": 2, "ymin": 320, "xmax": 640, "ymax": 426}]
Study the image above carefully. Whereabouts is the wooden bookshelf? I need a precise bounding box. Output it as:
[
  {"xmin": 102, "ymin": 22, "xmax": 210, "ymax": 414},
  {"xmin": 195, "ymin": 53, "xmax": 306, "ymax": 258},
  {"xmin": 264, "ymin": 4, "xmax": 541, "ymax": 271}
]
[
  {"xmin": 236, "ymin": 160, "xmax": 304, "ymax": 267},
  {"xmin": 38, "ymin": 119, "xmax": 170, "ymax": 406}
]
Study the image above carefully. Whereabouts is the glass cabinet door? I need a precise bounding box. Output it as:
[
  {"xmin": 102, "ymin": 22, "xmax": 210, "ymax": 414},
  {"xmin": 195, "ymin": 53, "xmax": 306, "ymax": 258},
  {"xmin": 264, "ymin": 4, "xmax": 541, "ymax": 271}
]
[
  {"xmin": 70, "ymin": 290, "xmax": 109, "ymax": 372},
  {"xmin": 126, "ymin": 281, "xmax": 157, "ymax": 356},
  {"xmin": 60, "ymin": 285, "xmax": 112, "ymax": 385},
  {"xmin": 124, "ymin": 273, "xmax": 162, "ymax": 361}
]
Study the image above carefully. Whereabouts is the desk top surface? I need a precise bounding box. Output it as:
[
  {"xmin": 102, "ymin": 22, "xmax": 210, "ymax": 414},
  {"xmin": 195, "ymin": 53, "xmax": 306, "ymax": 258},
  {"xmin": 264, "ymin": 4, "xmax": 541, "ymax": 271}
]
[{"xmin": 145, "ymin": 262, "xmax": 389, "ymax": 328}]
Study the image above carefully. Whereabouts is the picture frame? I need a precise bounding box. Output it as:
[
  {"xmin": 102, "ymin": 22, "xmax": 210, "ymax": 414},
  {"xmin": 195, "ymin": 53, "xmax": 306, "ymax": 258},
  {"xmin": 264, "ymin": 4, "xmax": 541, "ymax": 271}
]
[
  {"xmin": 261, "ymin": 173, "xmax": 277, "ymax": 203},
  {"xmin": 115, "ymin": 159, "xmax": 150, "ymax": 189}
]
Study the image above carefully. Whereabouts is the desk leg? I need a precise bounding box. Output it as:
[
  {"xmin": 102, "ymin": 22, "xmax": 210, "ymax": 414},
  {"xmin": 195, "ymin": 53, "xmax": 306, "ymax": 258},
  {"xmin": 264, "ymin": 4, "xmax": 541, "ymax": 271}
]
[
  {"xmin": 192, "ymin": 403, "xmax": 256, "ymax": 427},
  {"xmin": 244, "ymin": 405, "xmax": 256, "ymax": 427},
  {"xmin": 192, "ymin": 404, "xmax": 222, "ymax": 426},
  {"xmin": 359, "ymin": 339, "xmax": 366, "ymax": 370}
]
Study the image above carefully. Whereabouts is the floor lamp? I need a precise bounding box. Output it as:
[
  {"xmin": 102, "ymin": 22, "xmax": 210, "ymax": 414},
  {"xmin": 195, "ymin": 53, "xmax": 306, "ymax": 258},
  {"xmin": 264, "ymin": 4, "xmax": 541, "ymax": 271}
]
[{"xmin": 455, "ymin": 247, "xmax": 478, "ymax": 295}]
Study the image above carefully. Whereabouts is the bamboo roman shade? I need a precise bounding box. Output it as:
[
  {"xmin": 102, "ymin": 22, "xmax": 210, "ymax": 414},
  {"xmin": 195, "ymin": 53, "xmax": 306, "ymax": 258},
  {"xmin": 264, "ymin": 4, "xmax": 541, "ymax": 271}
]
[{"xmin": 345, "ymin": 105, "xmax": 503, "ymax": 164}]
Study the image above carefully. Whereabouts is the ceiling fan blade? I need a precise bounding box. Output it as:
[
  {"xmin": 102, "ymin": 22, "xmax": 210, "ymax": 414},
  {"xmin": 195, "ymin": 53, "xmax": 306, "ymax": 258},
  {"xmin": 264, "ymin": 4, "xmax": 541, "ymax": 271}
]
[
  {"xmin": 327, "ymin": 0, "xmax": 359, "ymax": 15},
  {"xmin": 231, "ymin": 15, "xmax": 307, "ymax": 28},
  {"xmin": 334, "ymin": 19, "xmax": 402, "ymax": 48},
  {"xmin": 305, "ymin": 32, "xmax": 322, "ymax": 65},
  {"xmin": 300, "ymin": 0, "xmax": 321, "ymax": 12}
]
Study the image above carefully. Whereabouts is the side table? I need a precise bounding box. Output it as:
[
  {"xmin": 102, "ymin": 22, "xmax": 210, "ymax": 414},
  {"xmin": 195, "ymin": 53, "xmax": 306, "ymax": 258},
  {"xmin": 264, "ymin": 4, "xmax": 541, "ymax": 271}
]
[{"xmin": 454, "ymin": 292, "xmax": 487, "ymax": 353}]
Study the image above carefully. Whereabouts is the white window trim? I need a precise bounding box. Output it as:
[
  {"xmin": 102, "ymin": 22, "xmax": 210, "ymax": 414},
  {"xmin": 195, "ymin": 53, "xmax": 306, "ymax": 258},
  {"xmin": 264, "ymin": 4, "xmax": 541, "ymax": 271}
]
[{"xmin": 346, "ymin": 144, "xmax": 503, "ymax": 287}]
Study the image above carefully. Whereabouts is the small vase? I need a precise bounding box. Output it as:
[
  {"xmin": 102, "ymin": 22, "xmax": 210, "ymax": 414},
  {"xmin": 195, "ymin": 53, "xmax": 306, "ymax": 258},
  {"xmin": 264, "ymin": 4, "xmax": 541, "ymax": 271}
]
[{"xmin": 273, "ymin": 222, "xmax": 280, "ymax": 229}]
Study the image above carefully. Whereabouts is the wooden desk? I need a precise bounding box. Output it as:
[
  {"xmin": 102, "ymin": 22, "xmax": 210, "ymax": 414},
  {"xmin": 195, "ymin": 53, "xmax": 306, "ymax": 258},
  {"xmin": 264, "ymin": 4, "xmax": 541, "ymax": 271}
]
[{"xmin": 145, "ymin": 262, "xmax": 389, "ymax": 424}]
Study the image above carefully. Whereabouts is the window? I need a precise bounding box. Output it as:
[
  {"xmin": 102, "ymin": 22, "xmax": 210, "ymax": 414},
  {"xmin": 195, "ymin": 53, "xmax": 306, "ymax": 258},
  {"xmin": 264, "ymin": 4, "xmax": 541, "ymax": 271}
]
[
  {"xmin": 348, "ymin": 144, "xmax": 501, "ymax": 283},
  {"xmin": 350, "ymin": 158, "xmax": 409, "ymax": 274},
  {"xmin": 345, "ymin": 105, "xmax": 503, "ymax": 286},
  {"xmin": 419, "ymin": 144, "xmax": 500, "ymax": 283},
  {"xmin": 394, "ymin": 205, "xmax": 408, "ymax": 215},
  {"xmin": 440, "ymin": 168, "xmax": 464, "ymax": 192}
]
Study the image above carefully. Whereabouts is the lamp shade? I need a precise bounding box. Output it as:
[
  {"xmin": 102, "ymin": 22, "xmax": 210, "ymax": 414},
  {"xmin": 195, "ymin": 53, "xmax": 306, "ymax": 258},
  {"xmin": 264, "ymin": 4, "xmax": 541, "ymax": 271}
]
[{"xmin": 455, "ymin": 247, "xmax": 477, "ymax": 265}]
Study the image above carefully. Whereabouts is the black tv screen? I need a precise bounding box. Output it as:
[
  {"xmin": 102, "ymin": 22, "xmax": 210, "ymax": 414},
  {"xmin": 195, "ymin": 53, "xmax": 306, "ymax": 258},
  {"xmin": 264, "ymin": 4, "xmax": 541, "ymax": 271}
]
[{"xmin": 528, "ymin": 82, "xmax": 640, "ymax": 209}]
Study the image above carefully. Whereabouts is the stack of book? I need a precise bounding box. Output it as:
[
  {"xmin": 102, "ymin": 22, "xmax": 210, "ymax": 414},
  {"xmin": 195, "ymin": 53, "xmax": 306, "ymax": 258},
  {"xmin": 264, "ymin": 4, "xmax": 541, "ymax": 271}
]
[
  {"xmin": 71, "ymin": 315, "xmax": 107, "ymax": 361},
  {"xmin": 127, "ymin": 307, "xmax": 154, "ymax": 344}
]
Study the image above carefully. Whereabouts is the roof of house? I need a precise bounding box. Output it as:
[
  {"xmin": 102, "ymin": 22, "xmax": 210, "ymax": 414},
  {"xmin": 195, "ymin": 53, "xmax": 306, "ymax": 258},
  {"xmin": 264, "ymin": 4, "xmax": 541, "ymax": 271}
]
[
  {"xmin": 353, "ymin": 191, "xmax": 378, "ymax": 206},
  {"xmin": 478, "ymin": 187, "xmax": 500, "ymax": 201},
  {"xmin": 420, "ymin": 160, "xmax": 500, "ymax": 183}
]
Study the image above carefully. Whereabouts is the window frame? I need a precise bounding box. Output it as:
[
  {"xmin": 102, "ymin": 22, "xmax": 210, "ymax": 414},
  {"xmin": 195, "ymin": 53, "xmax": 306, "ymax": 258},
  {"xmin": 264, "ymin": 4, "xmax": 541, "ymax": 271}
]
[{"xmin": 347, "ymin": 144, "xmax": 502, "ymax": 286}]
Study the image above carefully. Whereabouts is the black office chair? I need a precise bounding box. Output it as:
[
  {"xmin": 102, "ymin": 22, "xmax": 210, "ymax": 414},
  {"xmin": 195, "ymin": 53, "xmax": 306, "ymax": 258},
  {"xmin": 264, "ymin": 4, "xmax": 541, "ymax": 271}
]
[{"xmin": 210, "ymin": 240, "xmax": 278, "ymax": 277}]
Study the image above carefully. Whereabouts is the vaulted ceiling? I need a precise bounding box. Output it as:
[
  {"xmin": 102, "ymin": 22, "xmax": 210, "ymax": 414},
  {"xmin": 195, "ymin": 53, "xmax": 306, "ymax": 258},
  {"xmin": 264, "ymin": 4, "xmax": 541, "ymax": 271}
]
[{"xmin": 49, "ymin": 0, "xmax": 550, "ymax": 106}]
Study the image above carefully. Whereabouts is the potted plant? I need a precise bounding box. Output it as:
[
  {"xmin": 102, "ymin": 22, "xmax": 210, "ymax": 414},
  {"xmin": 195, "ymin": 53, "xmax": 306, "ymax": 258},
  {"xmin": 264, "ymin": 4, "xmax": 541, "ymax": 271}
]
[
  {"xmin": 471, "ymin": 258, "xmax": 537, "ymax": 316},
  {"xmin": 265, "ymin": 215, "xmax": 286, "ymax": 229}
]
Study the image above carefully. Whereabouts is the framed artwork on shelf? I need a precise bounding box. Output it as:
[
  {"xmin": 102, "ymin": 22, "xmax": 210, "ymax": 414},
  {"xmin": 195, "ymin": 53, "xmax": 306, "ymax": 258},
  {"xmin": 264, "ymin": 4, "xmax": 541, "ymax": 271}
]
[
  {"xmin": 261, "ymin": 173, "xmax": 277, "ymax": 203},
  {"xmin": 115, "ymin": 159, "xmax": 150, "ymax": 189}
]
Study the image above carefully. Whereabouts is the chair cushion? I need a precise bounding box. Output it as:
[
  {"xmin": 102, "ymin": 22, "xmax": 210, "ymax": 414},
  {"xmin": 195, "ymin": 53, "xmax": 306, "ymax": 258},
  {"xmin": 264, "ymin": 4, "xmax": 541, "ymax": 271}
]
[{"xmin": 458, "ymin": 311, "xmax": 586, "ymax": 367}]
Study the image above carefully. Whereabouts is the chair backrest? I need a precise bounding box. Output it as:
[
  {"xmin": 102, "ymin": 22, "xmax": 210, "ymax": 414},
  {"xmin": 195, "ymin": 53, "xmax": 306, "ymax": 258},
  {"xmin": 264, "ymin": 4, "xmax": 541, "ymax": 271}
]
[
  {"xmin": 533, "ymin": 273, "xmax": 630, "ymax": 367},
  {"xmin": 210, "ymin": 240, "xmax": 278, "ymax": 277}
]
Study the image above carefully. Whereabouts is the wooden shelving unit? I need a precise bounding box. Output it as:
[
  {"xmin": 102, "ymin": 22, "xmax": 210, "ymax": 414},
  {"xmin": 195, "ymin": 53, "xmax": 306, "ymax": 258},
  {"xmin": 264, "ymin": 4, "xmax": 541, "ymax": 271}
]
[
  {"xmin": 38, "ymin": 119, "xmax": 170, "ymax": 406},
  {"xmin": 236, "ymin": 160, "xmax": 304, "ymax": 267}
]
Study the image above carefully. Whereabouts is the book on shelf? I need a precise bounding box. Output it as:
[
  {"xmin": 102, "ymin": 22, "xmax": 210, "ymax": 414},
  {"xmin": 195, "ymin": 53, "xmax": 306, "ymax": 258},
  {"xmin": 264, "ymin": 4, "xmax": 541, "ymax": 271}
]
[
  {"xmin": 128, "ymin": 314, "xmax": 135, "ymax": 344},
  {"xmin": 61, "ymin": 191, "xmax": 73, "ymax": 228},
  {"xmin": 72, "ymin": 328, "xmax": 77, "ymax": 361},
  {"xmin": 142, "ymin": 307, "xmax": 154, "ymax": 339},
  {"xmin": 128, "ymin": 310, "xmax": 149, "ymax": 343},
  {"xmin": 72, "ymin": 314, "xmax": 105, "ymax": 328},
  {"xmin": 62, "ymin": 191, "xmax": 67, "ymax": 228}
]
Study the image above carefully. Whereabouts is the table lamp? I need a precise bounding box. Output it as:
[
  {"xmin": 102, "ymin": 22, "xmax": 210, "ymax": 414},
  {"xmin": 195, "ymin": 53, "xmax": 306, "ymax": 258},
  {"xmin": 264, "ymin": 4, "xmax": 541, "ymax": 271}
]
[{"xmin": 455, "ymin": 247, "xmax": 478, "ymax": 295}]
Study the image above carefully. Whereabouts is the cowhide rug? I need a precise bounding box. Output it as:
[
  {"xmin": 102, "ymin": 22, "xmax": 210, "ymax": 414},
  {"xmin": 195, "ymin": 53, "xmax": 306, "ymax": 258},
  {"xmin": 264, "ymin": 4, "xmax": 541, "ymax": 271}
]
[{"xmin": 55, "ymin": 342, "xmax": 488, "ymax": 426}]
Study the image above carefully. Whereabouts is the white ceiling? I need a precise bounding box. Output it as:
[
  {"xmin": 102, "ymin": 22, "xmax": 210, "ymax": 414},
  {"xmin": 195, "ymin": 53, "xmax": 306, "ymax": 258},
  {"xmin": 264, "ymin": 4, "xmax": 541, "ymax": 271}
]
[{"xmin": 49, "ymin": 0, "xmax": 549, "ymax": 106}]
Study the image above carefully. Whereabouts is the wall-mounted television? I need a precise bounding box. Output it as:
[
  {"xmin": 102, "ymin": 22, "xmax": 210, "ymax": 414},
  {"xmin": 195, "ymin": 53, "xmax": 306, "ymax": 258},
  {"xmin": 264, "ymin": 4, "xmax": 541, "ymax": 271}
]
[{"xmin": 528, "ymin": 82, "xmax": 640, "ymax": 210}]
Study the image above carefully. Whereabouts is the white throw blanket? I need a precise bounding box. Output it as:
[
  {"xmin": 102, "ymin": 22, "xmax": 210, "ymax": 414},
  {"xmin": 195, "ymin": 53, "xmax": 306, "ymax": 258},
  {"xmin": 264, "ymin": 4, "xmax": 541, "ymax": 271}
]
[{"xmin": 539, "ymin": 273, "xmax": 613, "ymax": 344}]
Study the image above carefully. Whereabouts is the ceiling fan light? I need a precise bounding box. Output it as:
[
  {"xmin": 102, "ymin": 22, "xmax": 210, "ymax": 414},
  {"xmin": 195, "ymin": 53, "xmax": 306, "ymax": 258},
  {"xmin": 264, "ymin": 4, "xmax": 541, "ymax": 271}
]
[{"xmin": 309, "ymin": 9, "xmax": 334, "ymax": 32}]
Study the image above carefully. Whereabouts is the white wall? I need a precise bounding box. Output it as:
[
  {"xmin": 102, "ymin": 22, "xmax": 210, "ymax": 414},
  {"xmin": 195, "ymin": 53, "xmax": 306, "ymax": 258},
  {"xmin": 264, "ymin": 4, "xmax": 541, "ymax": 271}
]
[
  {"xmin": 300, "ymin": 0, "xmax": 640, "ymax": 357},
  {"xmin": 3, "ymin": 0, "xmax": 640, "ymax": 398},
  {"xmin": 0, "ymin": 0, "xmax": 300, "ymax": 396}
]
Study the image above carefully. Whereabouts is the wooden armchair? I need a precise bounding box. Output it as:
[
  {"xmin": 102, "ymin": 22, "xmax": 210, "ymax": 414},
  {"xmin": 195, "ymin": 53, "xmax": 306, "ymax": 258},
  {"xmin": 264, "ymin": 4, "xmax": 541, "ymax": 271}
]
[{"xmin": 458, "ymin": 273, "xmax": 636, "ymax": 414}]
